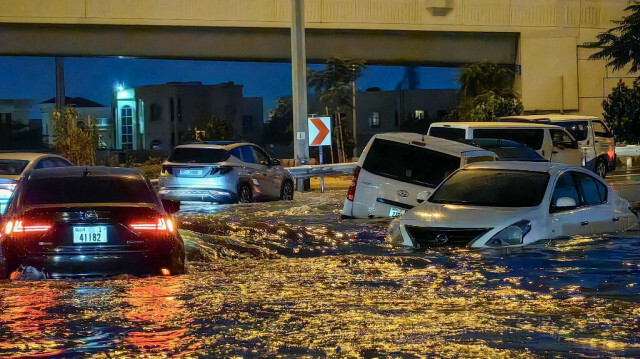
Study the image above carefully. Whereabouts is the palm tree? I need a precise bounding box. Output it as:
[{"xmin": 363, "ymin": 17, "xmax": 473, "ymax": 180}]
[
  {"xmin": 584, "ymin": 1, "xmax": 640, "ymax": 74},
  {"xmin": 455, "ymin": 61, "xmax": 522, "ymax": 121},
  {"xmin": 458, "ymin": 61, "xmax": 514, "ymax": 99},
  {"xmin": 308, "ymin": 58, "xmax": 366, "ymax": 162}
]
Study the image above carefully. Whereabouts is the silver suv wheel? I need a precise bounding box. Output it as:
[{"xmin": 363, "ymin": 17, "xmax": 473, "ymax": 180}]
[
  {"xmin": 596, "ymin": 159, "xmax": 607, "ymax": 178},
  {"xmin": 281, "ymin": 181, "xmax": 294, "ymax": 200},
  {"xmin": 238, "ymin": 184, "xmax": 252, "ymax": 203}
]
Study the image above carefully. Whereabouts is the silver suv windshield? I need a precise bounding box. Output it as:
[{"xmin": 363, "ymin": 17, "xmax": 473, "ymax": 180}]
[{"xmin": 168, "ymin": 148, "xmax": 230, "ymax": 164}]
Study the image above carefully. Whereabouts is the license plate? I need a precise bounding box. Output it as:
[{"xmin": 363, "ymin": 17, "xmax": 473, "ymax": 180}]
[
  {"xmin": 389, "ymin": 207, "xmax": 406, "ymax": 218},
  {"xmin": 73, "ymin": 226, "xmax": 108, "ymax": 244},
  {"xmin": 180, "ymin": 169, "xmax": 203, "ymax": 176}
]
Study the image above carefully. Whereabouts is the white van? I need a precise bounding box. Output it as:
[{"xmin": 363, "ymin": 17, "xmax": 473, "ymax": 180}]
[
  {"xmin": 427, "ymin": 122, "xmax": 583, "ymax": 167},
  {"xmin": 500, "ymin": 115, "xmax": 616, "ymax": 177},
  {"xmin": 341, "ymin": 133, "xmax": 498, "ymax": 219}
]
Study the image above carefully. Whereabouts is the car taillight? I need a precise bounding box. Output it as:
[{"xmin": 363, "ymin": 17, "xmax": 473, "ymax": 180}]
[
  {"xmin": 346, "ymin": 166, "xmax": 361, "ymax": 202},
  {"xmin": 3, "ymin": 220, "xmax": 51, "ymax": 235},
  {"xmin": 211, "ymin": 166, "xmax": 232, "ymax": 175},
  {"xmin": 130, "ymin": 218, "xmax": 174, "ymax": 233}
]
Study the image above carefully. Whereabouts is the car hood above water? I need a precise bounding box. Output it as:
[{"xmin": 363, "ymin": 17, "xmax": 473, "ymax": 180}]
[{"xmin": 400, "ymin": 202, "xmax": 539, "ymax": 228}]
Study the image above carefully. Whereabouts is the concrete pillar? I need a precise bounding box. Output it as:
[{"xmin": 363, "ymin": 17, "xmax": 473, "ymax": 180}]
[{"xmin": 291, "ymin": 0, "xmax": 310, "ymax": 191}]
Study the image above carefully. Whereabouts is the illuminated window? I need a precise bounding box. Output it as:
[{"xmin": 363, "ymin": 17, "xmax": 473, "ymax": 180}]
[
  {"xmin": 369, "ymin": 112, "xmax": 380, "ymax": 127},
  {"xmin": 121, "ymin": 106, "xmax": 133, "ymax": 150},
  {"xmin": 414, "ymin": 110, "xmax": 425, "ymax": 120}
]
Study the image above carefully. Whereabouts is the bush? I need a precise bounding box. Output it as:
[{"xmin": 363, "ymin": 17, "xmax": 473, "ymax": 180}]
[
  {"xmin": 602, "ymin": 79, "xmax": 640, "ymax": 143},
  {"xmin": 52, "ymin": 107, "xmax": 98, "ymax": 165}
]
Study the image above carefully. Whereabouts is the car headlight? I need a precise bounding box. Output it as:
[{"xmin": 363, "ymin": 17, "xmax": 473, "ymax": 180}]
[
  {"xmin": 485, "ymin": 220, "xmax": 531, "ymax": 247},
  {"xmin": 387, "ymin": 218, "xmax": 404, "ymax": 244}
]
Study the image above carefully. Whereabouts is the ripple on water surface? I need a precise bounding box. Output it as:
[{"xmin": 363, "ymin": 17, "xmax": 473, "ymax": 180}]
[{"xmin": 1, "ymin": 190, "xmax": 640, "ymax": 357}]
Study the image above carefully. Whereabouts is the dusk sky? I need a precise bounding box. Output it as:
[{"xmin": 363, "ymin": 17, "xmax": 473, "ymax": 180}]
[{"xmin": 0, "ymin": 56, "xmax": 461, "ymax": 119}]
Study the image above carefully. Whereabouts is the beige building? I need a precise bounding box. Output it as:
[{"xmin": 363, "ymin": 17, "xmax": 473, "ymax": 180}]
[
  {"xmin": 0, "ymin": 0, "xmax": 637, "ymax": 118},
  {"xmin": 114, "ymin": 82, "xmax": 264, "ymax": 154}
]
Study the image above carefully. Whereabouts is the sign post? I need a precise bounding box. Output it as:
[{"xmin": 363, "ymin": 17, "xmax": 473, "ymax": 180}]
[{"xmin": 308, "ymin": 116, "xmax": 332, "ymax": 193}]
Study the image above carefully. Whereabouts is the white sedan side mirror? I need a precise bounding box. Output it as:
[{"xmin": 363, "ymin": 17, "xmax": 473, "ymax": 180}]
[
  {"xmin": 555, "ymin": 197, "xmax": 577, "ymax": 208},
  {"xmin": 416, "ymin": 190, "xmax": 433, "ymax": 203}
]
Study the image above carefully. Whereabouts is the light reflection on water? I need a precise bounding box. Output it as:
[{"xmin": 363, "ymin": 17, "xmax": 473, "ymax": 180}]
[{"xmin": 1, "ymin": 190, "xmax": 640, "ymax": 357}]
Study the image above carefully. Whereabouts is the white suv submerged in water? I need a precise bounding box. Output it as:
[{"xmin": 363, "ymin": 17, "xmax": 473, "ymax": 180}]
[
  {"xmin": 388, "ymin": 161, "xmax": 637, "ymax": 249},
  {"xmin": 158, "ymin": 142, "xmax": 294, "ymax": 204},
  {"xmin": 341, "ymin": 133, "xmax": 498, "ymax": 219},
  {"xmin": 501, "ymin": 115, "xmax": 616, "ymax": 177}
]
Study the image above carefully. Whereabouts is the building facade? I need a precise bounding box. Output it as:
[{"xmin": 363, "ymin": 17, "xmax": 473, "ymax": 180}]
[
  {"xmin": 355, "ymin": 89, "xmax": 458, "ymax": 151},
  {"xmin": 113, "ymin": 82, "xmax": 263, "ymax": 155}
]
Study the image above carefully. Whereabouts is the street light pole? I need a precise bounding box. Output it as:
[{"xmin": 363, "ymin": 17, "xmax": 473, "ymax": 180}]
[{"xmin": 291, "ymin": 0, "xmax": 310, "ymax": 191}]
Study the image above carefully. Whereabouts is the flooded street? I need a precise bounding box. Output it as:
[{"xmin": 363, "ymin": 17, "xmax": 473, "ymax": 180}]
[{"xmin": 2, "ymin": 183, "xmax": 640, "ymax": 358}]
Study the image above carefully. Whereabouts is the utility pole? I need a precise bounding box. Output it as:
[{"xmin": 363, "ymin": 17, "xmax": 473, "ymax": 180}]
[
  {"xmin": 352, "ymin": 70, "xmax": 357, "ymax": 158},
  {"xmin": 55, "ymin": 57, "xmax": 65, "ymax": 110},
  {"xmin": 291, "ymin": 0, "xmax": 309, "ymax": 191}
]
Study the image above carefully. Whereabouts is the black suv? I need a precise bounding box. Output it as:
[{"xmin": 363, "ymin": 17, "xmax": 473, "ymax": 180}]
[{"xmin": 0, "ymin": 167, "xmax": 185, "ymax": 278}]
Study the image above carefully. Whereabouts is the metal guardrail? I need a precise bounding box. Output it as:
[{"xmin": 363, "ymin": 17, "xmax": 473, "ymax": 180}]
[
  {"xmin": 286, "ymin": 162, "xmax": 357, "ymax": 180},
  {"xmin": 616, "ymin": 145, "xmax": 640, "ymax": 157}
]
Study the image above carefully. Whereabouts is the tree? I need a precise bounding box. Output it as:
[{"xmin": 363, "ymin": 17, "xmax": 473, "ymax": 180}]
[
  {"xmin": 602, "ymin": 79, "xmax": 640, "ymax": 143},
  {"xmin": 454, "ymin": 61, "xmax": 523, "ymax": 121},
  {"xmin": 458, "ymin": 61, "xmax": 514, "ymax": 98},
  {"xmin": 264, "ymin": 97, "xmax": 294, "ymax": 145},
  {"xmin": 308, "ymin": 57, "xmax": 366, "ymax": 162},
  {"xmin": 465, "ymin": 91, "xmax": 524, "ymax": 122},
  {"xmin": 51, "ymin": 106, "xmax": 98, "ymax": 165},
  {"xmin": 181, "ymin": 115, "xmax": 234, "ymax": 143},
  {"xmin": 584, "ymin": 1, "xmax": 640, "ymax": 75}
]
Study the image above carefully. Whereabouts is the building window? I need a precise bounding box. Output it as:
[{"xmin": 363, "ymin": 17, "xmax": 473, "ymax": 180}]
[
  {"xmin": 414, "ymin": 110, "xmax": 425, "ymax": 120},
  {"xmin": 369, "ymin": 112, "xmax": 380, "ymax": 127},
  {"xmin": 121, "ymin": 105, "xmax": 133, "ymax": 150},
  {"xmin": 150, "ymin": 104, "xmax": 161, "ymax": 121},
  {"xmin": 170, "ymin": 98, "xmax": 174, "ymax": 122},
  {"xmin": 242, "ymin": 115, "xmax": 253, "ymax": 131}
]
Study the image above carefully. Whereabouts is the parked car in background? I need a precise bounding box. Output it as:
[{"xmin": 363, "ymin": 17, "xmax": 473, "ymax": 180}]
[
  {"xmin": 0, "ymin": 153, "xmax": 73, "ymax": 214},
  {"xmin": 341, "ymin": 133, "xmax": 498, "ymax": 219},
  {"xmin": 460, "ymin": 138, "xmax": 547, "ymax": 162},
  {"xmin": 500, "ymin": 114, "xmax": 616, "ymax": 177},
  {"xmin": 388, "ymin": 161, "xmax": 637, "ymax": 249},
  {"xmin": 0, "ymin": 167, "xmax": 184, "ymax": 278},
  {"xmin": 158, "ymin": 142, "xmax": 294, "ymax": 204},
  {"xmin": 428, "ymin": 122, "xmax": 583, "ymax": 167}
]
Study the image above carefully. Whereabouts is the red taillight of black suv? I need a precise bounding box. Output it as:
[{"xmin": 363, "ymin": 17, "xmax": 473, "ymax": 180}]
[
  {"xmin": 3, "ymin": 219, "xmax": 52, "ymax": 238},
  {"xmin": 346, "ymin": 166, "xmax": 361, "ymax": 202}
]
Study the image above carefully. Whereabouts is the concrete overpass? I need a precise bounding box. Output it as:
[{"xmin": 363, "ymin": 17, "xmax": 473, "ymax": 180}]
[{"xmin": 0, "ymin": 0, "xmax": 635, "ymax": 115}]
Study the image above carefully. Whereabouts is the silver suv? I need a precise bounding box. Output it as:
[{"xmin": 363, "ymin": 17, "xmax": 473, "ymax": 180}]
[{"xmin": 158, "ymin": 142, "xmax": 294, "ymax": 203}]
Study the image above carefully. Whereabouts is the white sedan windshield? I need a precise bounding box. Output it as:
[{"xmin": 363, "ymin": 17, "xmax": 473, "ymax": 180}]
[{"xmin": 429, "ymin": 169, "xmax": 549, "ymax": 207}]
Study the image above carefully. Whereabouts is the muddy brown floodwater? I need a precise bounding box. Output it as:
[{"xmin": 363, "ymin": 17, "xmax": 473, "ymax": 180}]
[{"xmin": 1, "ymin": 189, "xmax": 640, "ymax": 358}]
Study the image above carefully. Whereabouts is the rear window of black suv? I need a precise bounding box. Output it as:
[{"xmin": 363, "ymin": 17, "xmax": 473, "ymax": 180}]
[{"xmin": 23, "ymin": 177, "xmax": 155, "ymax": 205}]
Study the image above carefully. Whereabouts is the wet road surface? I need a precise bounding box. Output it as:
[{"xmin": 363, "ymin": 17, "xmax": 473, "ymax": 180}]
[{"xmin": 1, "ymin": 177, "xmax": 640, "ymax": 358}]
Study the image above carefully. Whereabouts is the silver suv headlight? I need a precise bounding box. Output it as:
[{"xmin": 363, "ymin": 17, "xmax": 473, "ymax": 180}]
[{"xmin": 485, "ymin": 220, "xmax": 531, "ymax": 247}]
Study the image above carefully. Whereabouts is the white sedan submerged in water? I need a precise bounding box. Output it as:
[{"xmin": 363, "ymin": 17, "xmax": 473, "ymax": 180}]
[{"xmin": 388, "ymin": 161, "xmax": 638, "ymax": 248}]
